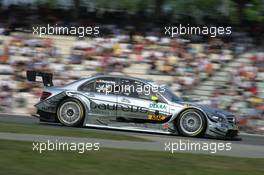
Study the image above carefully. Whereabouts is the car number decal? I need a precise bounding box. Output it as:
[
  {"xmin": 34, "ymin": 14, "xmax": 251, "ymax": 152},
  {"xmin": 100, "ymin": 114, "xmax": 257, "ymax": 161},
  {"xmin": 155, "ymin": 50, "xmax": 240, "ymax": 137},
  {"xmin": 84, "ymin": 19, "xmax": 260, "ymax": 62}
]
[{"xmin": 148, "ymin": 114, "xmax": 166, "ymax": 121}]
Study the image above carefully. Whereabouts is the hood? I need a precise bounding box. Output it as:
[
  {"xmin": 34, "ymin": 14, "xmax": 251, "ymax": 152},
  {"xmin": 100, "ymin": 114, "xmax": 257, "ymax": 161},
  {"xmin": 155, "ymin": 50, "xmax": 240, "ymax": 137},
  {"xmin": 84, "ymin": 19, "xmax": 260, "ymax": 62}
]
[{"xmin": 178, "ymin": 101, "xmax": 233, "ymax": 117}]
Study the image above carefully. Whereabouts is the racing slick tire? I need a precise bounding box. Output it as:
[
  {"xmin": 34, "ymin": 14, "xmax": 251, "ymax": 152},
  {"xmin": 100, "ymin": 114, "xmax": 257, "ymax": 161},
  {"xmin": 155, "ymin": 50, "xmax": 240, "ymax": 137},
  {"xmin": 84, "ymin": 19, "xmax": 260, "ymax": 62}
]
[
  {"xmin": 176, "ymin": 109, "xmax": 206, "ymax": 137},
  {"xmin": 57, "ymin": 98, "xmax": 85, "ymax": 127}
]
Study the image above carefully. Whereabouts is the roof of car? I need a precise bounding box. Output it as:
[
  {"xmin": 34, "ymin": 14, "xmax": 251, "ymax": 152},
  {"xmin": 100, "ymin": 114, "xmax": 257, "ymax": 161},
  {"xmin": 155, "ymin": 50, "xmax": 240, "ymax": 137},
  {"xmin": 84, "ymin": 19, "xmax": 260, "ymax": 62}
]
[{"xmin": 90, "ymin": 73, "xmax": 153, "ymax": 83}]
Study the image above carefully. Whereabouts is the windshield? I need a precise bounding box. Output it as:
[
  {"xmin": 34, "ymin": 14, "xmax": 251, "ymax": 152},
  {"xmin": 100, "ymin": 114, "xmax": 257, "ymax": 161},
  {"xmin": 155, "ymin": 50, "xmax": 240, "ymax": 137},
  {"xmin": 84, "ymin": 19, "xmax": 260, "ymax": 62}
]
[{"xmin": 159, "ymin": 86, "xmax": 183, "ymax": 103}]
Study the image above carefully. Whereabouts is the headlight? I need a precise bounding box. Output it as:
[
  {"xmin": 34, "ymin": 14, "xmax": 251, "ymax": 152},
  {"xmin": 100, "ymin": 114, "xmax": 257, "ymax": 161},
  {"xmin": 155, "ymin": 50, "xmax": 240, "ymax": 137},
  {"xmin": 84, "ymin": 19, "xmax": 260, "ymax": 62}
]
[
  {"xmin": 210, "ymin": 115, "xmax": 226, "ymax": 123},
  {"xmin": 211, "ymin": 115, "xmax": 224, "ymax": 122},
  {"xmin": 208, "ymin": 113, "xmax": 226, "ymax": 123}
]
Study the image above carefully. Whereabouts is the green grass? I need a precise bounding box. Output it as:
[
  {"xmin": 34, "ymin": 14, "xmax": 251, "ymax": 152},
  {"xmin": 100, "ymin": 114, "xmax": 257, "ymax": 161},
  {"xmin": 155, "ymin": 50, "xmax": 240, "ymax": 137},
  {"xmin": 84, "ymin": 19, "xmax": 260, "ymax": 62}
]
[
  {"xmin": 0, "ymin": 140, "xmax": 263, "ymax": 175},
  {"xmin": 0, "ymin": 122, "xmax": 148, "ymax": 141}
]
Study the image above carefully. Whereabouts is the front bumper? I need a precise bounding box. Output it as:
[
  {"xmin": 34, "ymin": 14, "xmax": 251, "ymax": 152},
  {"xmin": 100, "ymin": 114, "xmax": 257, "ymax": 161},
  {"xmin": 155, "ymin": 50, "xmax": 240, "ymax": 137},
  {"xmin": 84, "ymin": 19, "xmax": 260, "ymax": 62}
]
[{"xmin": 206, "ymin": 120, "xmax": 239, "ymax": 138}]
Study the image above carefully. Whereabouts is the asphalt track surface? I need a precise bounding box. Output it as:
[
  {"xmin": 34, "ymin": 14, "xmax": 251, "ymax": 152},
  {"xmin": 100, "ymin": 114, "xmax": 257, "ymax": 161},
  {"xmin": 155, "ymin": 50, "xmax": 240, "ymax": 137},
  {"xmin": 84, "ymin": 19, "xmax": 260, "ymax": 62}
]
[{"xmin": 0, "ymin": 114, "xmax": 264, "ymax": 158}]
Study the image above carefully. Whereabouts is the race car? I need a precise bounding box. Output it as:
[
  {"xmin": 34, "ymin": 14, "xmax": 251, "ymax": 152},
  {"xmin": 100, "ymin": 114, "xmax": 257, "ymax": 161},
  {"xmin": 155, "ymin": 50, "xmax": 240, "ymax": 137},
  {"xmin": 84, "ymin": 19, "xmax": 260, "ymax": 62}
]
[{"xmin": 27, "ymin": 71, "xmax": 239, "ymax": 139}]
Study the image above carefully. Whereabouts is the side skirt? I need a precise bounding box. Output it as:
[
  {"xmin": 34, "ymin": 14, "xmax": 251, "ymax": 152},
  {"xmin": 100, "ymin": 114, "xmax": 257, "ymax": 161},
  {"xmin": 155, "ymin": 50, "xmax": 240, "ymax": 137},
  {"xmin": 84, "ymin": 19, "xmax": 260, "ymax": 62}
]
[{"xmin": 85, "ymin": 124, "xmax": 172, "ymax": 135}]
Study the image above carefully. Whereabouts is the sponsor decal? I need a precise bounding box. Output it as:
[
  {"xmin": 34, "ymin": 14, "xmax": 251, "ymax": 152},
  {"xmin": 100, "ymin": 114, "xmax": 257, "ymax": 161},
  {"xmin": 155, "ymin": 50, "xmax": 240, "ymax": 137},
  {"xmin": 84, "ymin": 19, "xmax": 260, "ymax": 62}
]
[
  {"xmin": 91, "ymin": 103, "xmax": 148, "ymax": 113},
  {"xmin": 149, "ymin": 103, "xmax": 167, "ymax": 110},
  {"xmin": 148, "ymin": 114, "xmax": 166, "ymax": 121}
]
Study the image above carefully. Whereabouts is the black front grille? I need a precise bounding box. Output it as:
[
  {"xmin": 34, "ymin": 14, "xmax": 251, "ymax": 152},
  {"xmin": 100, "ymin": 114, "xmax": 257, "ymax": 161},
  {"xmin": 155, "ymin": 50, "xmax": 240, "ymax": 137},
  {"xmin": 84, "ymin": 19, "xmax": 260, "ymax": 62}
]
[{"xmin": 226, "ymin": 130, "xmax": 238, "ymax": 137}]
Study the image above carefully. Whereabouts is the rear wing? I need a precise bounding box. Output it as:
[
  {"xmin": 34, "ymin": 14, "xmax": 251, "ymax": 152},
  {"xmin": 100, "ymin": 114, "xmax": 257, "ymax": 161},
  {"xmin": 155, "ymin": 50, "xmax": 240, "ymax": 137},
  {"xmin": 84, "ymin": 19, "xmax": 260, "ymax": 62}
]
[{"xmin": 26, "ymin": 70, "xmax": 53, "ymax": 87}]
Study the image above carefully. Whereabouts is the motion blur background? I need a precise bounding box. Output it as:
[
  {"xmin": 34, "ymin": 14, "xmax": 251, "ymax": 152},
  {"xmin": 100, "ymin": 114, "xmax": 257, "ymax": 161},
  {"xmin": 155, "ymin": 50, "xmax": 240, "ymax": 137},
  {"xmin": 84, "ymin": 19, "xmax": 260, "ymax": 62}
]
[{"xmin": 0, "ymin": 0, "xmax": 263, "ymax": 134}]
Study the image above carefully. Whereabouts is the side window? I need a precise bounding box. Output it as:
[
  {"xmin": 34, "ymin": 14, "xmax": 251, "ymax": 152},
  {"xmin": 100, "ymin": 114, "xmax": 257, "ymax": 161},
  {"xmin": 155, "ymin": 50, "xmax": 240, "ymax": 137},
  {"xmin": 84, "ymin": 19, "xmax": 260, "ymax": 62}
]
[
  {"xmin": 119, "ymin": 78, "xmax": 167, "ymax": 103},
  {"xmin": 119, "ymin": 78, "xmax": 138, "ymax": 98},
  {"xmin": 119, "ymin": 78, "xmax": 154, "ymax": 100},
  {"xmin": 137, "ymin": 84, "xmax": 154, "ymax": 100},
  {"xmin": 79, "ymin": 80, "xmax": 95, "ymax": 92},
  {"xmin": 94, "ymin": 77, "xmax": 116, "ymax": 94},
  {"xmin": 155, "ymin": 93, "xmax": 167, "ymax": 103}
]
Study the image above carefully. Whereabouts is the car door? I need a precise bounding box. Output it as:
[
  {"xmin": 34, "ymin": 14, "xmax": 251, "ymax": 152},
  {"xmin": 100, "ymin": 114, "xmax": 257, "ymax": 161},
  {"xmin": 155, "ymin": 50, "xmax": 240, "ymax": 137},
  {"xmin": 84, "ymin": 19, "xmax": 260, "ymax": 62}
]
[
  {"xmin": 79, "ymin": 77, "xmax": 118, "ymax": 124},
  {"xmin": 116, "ymin": 78, "xmax": 171, "ymax": 123}
]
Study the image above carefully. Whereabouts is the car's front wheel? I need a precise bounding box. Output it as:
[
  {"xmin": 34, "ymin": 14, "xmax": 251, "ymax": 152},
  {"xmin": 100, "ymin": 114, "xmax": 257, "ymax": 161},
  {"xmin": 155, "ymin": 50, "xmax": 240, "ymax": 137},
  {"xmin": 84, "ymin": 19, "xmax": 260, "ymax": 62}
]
[
  {"xmin": 57, "ymin": 98, "xmax": 84, "ymax": 127},
  {"xmin": 176, "ymin": 109, "xmax": 206, "ymax": 137}
]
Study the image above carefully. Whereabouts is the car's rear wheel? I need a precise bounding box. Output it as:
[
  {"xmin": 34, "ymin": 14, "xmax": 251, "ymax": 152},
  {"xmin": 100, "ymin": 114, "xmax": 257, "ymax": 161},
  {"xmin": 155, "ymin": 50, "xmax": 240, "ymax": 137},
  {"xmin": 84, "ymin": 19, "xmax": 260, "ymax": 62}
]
[
  {"xmin": 57, "ymin": 98, "xmax": 84, "ymax": 127},
  {"xmin": 176, "ymin": 109, "xmax": 206, "ymax": 137}
]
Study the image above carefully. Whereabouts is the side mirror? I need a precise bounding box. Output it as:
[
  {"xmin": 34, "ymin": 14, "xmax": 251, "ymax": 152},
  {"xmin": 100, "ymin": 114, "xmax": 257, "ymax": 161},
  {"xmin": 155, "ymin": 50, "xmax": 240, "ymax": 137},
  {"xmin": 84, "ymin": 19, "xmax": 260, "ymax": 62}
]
[{"xmin": 151, "ymin": 95, "xmax": 159, "ymax": 102}]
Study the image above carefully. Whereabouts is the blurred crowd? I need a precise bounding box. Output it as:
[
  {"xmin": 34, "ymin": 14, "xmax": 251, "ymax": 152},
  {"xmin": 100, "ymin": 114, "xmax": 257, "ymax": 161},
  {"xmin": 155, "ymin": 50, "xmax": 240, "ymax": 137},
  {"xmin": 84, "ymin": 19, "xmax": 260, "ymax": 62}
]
[{"xmin": 0, "ymin": 28, "xmax": 263, "ymax": 134}]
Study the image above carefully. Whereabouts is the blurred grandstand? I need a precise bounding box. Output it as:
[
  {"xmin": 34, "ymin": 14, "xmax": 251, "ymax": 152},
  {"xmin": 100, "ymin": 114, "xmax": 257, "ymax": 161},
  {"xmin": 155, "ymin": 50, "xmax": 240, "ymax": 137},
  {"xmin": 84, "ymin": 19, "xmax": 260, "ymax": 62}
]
[{"xmin": 0, "ymin": 0, "xmax": 263, "ymax": 134}]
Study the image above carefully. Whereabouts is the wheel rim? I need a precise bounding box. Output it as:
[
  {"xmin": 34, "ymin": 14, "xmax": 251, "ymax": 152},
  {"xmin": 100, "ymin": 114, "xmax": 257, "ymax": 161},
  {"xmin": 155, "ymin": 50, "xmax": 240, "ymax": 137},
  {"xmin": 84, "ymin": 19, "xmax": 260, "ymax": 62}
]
[
  {"xmin": 59, "ymin": 101, "xmax": 82, "ymax": 125},
  {"xmin": 179, "ymin": 111, "xmax": 203, "ymax": 135}
]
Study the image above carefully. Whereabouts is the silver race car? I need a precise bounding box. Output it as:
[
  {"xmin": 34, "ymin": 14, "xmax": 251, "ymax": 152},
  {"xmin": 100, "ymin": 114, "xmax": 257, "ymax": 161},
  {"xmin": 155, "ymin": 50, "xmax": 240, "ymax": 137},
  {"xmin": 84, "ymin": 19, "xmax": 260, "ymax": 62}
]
[{"xmin": 27, "ymin": 71, "xmax": 239, "ymax": 139}]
